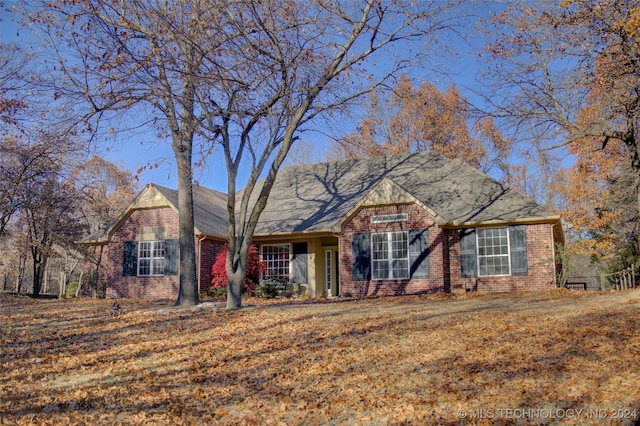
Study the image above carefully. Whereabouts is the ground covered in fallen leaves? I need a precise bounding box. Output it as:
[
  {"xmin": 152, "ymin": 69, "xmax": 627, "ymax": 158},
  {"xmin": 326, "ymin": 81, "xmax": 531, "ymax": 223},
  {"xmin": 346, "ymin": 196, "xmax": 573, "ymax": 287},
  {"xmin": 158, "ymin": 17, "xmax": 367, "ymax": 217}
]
[{"xmin": 1, "ymin": 289, "xmax": 639, "ymax": 425}]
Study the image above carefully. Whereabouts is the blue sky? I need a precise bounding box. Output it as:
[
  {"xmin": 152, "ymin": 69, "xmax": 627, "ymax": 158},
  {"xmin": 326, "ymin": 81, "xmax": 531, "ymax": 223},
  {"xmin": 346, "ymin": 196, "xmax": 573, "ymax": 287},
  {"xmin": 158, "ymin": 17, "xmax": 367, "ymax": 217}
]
[{"xmin": 1, "ymin": 2, "xmax": 506, "ymax": 194}]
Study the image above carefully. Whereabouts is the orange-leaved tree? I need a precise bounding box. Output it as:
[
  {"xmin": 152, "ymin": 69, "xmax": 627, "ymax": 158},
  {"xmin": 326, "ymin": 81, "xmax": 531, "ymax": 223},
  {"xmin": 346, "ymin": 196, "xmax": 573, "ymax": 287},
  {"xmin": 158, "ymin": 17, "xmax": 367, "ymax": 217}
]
[{"xmin": 332, "ymin": 75, "xmax": 511, "ymax": 177}]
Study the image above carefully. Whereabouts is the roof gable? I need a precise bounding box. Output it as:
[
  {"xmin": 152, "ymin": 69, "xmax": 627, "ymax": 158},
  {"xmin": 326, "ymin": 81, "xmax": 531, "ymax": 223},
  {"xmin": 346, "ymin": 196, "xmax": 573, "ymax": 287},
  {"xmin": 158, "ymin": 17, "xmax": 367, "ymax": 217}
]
[
  {"xmin": 80, "ymin": 183, "xmax": 229, "ymax": 245},
  {"xmin": 334, "ymin": 177, "xmax": 441, "ymax": 232},
  {"xmin": 253, "ymin": 151, "xmax": 559, "ymax": 235},
  {"xmin": 81, "ymin": 150, "xmax": 560, "ymax": 244}
]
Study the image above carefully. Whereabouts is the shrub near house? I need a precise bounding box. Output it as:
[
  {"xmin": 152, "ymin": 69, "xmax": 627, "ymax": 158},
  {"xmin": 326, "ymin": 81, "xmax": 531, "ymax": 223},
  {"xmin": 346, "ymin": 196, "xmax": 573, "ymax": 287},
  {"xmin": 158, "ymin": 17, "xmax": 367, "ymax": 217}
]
[{"xmin": 210, "ymin": 244, "xmax": 262, "ymax": 296}]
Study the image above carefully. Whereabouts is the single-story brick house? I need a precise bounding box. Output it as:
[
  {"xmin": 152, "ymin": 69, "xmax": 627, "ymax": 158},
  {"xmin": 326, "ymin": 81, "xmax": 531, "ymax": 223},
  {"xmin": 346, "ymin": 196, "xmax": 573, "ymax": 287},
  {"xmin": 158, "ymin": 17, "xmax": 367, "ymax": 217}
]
[{"xmin": 81, "ymin": 150, "xmax": 564, "ymax": 299}]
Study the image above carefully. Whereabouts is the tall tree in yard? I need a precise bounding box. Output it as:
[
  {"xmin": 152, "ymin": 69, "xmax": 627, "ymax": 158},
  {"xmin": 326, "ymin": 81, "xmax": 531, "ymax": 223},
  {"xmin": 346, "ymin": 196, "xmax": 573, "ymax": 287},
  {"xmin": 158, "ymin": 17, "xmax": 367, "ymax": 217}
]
[
  {"xmin": 26, "ymin": 0, "xmax": 465, "ymax": 308},
  {"xmin": 27, "ymin": 0, "xmax": 232, "ymax": 305},
  {"xmin": 21, "ymin": 177, "xmax": 85, "ymax": 297},
  {"xmin": 484, "ymin": 0, "xmax": 640, "ymax": 237},
  {"xmin": 195, "ymin": 1, "xmax": 466, "ymax": 309}
]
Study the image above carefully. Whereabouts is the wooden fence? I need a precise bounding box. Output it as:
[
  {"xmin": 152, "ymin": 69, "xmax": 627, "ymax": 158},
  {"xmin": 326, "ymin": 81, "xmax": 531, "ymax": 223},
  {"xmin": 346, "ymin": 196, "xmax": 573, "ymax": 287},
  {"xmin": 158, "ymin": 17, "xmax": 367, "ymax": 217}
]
[{"xmin": 601, "ymin": 264, "xmax": 637, "ymax": 291}]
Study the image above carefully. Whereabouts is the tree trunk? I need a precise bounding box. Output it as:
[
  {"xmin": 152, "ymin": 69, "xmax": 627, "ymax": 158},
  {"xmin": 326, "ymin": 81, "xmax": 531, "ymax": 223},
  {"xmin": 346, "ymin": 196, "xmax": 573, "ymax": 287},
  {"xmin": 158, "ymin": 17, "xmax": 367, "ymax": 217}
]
[
  {"xmin": 226, "ymin": 270, "xmax": 244, "ymax": 310},
  {"xmin": 173, "ymin": 147, "xmax": 199, "ymax": 306},
  {"xmin": 32, "ymin": 253, "xmax": 43, "ymax": 298},
  {"xmin": 225, "ymin": 243, "xmax": 248, "ymax": 310},
  {"xmin": 17, "ymin": 254, "xmax": 25, "ymax": 294},
  {"xmin": 76, "ymin": 269, "xmax": 83, "ymax": 298}
]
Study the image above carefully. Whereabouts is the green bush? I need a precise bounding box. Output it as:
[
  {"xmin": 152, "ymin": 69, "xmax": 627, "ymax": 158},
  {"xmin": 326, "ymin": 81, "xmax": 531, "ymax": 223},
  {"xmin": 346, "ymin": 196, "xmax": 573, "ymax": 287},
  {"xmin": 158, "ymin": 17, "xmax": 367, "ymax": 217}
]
[
  {"xmin": 207, "ymin": 285, "xmax": 227, "ymax": 298},
  {"xmin": 65, "ymin": 281, "xmax": 79, "ymax": 298},
  {"xmin": 254, "ymin": 280, "xmax": 283, "ymax": 299}
]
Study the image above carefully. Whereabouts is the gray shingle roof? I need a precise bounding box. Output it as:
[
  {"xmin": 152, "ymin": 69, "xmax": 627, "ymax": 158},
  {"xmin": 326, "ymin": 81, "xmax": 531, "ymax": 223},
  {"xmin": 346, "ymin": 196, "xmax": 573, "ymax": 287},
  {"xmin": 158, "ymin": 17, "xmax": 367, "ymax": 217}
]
[
  {"xmin": 252, "ymin": 150, "xmax": 558, "ymax": 235},
  {"xmin": 153, "ymin": 184, "xmax": 229, "ymax": 237},
  {"xmin": 81, "ymin": 150, "xmax": 560, "ymax": 244}
]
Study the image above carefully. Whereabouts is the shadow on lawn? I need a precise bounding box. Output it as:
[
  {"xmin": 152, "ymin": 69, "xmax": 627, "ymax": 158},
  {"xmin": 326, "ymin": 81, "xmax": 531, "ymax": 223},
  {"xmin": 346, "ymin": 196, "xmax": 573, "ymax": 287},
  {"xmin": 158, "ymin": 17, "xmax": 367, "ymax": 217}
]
[{"xmin": 1, "ymin": 293, "xmax": 638, "ymax": 423}]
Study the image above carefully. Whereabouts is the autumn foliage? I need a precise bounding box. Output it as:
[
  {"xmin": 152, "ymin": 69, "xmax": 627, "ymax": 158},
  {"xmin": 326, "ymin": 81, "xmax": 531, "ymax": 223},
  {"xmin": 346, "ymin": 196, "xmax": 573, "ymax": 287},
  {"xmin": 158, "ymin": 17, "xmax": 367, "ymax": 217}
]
[
  {"xmin": 334, "ymin": 75, "xmax": 511, "ymax": 176},
  {"xmin": 0, "ymin": 290, "xmax": 638, "ymax": 424},
  {"xmin": 210, "ymin": 244, "xmax": 262, "ymax": 295}
]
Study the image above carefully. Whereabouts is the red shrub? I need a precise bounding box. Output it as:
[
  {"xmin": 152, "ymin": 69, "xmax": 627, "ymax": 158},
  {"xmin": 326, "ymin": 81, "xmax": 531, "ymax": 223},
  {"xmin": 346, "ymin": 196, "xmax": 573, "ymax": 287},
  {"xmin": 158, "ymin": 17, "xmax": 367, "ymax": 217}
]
[{"xmin": 210, "ymin": 244, "xmax": 262, "ymax": 295}]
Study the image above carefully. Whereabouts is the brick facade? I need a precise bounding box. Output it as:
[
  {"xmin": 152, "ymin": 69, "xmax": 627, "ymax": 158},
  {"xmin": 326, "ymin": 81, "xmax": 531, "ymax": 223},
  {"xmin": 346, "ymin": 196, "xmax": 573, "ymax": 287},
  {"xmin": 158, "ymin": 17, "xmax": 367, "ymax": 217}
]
[
  {"xmin": 340, "ymin": 204, "xmax": 446, "ymax": 297},
  {"xmin": 446, "ymin": 222, "xmax": 557, "ymax": 293},
  {"xmin": 98, "ymin": 204, "xmax": 558, "ymax": 299},
  {"xmin": 100, "ymin": 207, "xmax": 225, "ymax": 299},
  {"xmin": 340, "ymin": 204, "xmax": 558, "ymax": 297}
]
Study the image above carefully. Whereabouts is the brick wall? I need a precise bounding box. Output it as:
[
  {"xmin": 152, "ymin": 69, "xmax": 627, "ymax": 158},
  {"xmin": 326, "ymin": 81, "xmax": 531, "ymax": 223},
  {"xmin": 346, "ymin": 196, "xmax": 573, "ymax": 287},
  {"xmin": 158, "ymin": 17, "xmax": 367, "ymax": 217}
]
[
  {"xmin": 340, "ymin": 204, "xmax": 558, "ymax": 296},
  {"xmin": 340, "ymin": 204, "xmax": 446, "ymax": 297},
  {"xmin": 447, "ymin": 222, "xmax": 557, "ymax": 293},
  {"xmin": 103, "ymin": 208, "xmax": 180, "ymax": 299}
]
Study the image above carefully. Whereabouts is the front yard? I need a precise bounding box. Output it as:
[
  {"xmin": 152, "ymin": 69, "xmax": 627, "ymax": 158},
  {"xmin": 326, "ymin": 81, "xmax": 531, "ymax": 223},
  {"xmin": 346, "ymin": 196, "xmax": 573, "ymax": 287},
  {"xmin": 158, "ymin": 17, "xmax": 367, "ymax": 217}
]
[{"xmin": 1, "ymin": 289, "xmax": 639, "ymax": 425}]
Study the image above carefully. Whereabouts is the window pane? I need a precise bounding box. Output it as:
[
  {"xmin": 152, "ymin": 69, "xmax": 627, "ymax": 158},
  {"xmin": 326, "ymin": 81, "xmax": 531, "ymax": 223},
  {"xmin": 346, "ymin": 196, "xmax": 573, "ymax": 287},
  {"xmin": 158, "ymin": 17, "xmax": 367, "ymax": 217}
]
[
  {"xmin": 477, "ymin": 228, "xmax": 510, "ymax": 276},
  {"xmin": 139, "ymin": 258, "xmax": 151, "ymax": 276},
  {"xmin": 139, "ymin": 241, "xmax": 151, "ymax": 258},
  {"xmin": 392, "ymin": 259, "xmax": 409, "ymax": 278},
  {"xmin": 153, "ymin": 241, "xmax": 165, "ymax": 258},
  {"xmin": 373, "ymin": 260, "xmax": 389, "ymax": 279},
  {"xmin": 372, "ymin": 231, "xmax": 409, "ymax": 279},
  {"xmin": 261, "ymin": 244, "xmax": 290, "ymax": 280},
  {"xmin": 372, "ymin": 234, "xmax": 388, "ymax": 260},
  {"xmin": 153, "ymin": 258, "xmax": 164, "ymax": 275}
]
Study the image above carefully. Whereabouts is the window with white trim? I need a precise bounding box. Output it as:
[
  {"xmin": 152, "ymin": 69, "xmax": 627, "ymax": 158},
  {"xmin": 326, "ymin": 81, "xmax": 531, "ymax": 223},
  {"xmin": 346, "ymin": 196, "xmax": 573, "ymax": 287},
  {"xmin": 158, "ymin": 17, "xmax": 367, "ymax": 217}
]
[
  {"xmin": 371, "ymin": 213, "xmax": 408, "ymax": 223},
  {"xmin": 477, "ymin": 228, "xmax": 510, "ymax": 276},
  {"xmin": 138, "ymin": 240, "xmax": 165, "ymax": 276},
  {"xmin": 372, "ymin": 231, "xmax": 409, "ymax": 279},
  {"xmin": 261, "ymin": 244, "xmax": 290, "ymax": 281}
]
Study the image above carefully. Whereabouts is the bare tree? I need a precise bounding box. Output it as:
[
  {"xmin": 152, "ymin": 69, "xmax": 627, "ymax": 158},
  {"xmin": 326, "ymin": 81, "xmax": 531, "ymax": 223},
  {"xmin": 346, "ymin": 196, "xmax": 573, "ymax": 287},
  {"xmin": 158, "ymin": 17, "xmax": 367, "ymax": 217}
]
[
  {"xmin": 26, "ymin": 0, "xmax": 466, "ymax": 308},
  {"xmin": 0, "ymin": 135, "xmax": 59, "ymax": 238},
  {"xmin": 193, "ymin": 1, "xmax": 467, "ymax": 309},
  {"xmin": 0, "ymin": 43, "xmax": 29, "ymax": 130},
  {"xmin": 71, "ymin": 156, "xmax": 138, "ymax": 296},
  {"xmin": 483, "ymin": 0, "xmax": 640, "ymax": 214}
]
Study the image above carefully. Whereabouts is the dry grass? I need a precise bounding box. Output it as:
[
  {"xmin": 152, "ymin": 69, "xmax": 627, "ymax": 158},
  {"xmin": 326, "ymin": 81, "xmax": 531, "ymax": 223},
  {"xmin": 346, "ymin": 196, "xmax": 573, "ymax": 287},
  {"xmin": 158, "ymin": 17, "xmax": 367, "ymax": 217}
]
[{"xmin": 1, "ymin": 289, "xmax": 639, "ymax": 425}]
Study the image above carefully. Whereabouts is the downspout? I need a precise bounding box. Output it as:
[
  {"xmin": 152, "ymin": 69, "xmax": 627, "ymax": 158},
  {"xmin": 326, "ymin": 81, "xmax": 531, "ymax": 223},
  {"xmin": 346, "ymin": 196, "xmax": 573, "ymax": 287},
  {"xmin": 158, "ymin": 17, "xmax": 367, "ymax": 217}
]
[{"xmin": 197, "ymin": 235, "xmax": 206, "ymax": 295}]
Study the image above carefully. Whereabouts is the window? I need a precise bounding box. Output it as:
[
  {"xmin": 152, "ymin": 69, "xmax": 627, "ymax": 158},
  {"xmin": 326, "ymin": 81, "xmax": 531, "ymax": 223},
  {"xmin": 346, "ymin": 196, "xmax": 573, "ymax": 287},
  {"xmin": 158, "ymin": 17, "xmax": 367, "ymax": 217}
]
[
  {"xmin": 261, "ymin": 244, "xmax": 290, "ymax": 281},
  {"xmin": 372, "ymin": 231, "xmax": 409, "ymax": 279},
  {"xmin": 138, "ymin": 240, "xmax": 165, "ymax": 276},
  {"xmin": 477, "ymin": 228, "xmax": 510, "ymax": 276},
  {"xmin": 371, "ymin": 213, "xmax": 408, "ymax": 223}
]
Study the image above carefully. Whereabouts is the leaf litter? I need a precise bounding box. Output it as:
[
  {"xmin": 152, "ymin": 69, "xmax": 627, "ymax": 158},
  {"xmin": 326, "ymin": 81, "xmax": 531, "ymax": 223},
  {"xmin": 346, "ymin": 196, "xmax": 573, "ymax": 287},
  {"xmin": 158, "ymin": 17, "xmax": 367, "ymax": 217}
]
[{"xmin": 0, "ymin": 289, "xmax": 638, "ymax": 425}]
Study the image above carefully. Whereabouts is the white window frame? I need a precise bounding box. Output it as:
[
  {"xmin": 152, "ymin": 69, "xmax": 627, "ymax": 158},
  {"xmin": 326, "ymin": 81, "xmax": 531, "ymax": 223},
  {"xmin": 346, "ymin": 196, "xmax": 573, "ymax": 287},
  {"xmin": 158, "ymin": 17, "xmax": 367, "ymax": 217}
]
[
  {"xmin": 261, "ymin": 244, "xmax": 291, "ymax": 281},
  {"xmin": 325, "ymin": 250, "xmax": 333, "ymax": 295},
  {"xmin": 476, "ymin": 227, "xmax": 511, "ymax": 276},
  {"xmin": 371, "ymin": 231, "xmax": 409, "ymax": 280},
  {"xmin": 138, "ymin": 240, "xmax": 165, "ymax": 276},
  {"xmin": 371, "ymin": 213, "xmax": 408, "ymax": 223}
]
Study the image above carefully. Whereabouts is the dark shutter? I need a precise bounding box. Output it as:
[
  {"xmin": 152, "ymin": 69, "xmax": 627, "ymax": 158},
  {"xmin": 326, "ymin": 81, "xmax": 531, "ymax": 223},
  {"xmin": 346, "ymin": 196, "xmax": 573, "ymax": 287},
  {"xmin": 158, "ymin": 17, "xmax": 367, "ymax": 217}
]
[
  {"xmin": 292, "ymin": 242, "xmax": 308, "ymax": 283},
  {"xmin": 123, "ymin": 241, "xmax": 137, "ymax": 277},
  {"xmin": 352, "ymin": 233, "xmax": 371, "ymax": 281},
  {"xmin": 459, "ymin": 228, "xmax": 477, "ymax": 277},
  {"xmin": 164, "ymin": 239, "xmax": 179, "ymax": 276},
  {"xmin": 409, "ymin": 229, "xmax": 429, "ymax": 278},
  {"xmin": 509, "ymin": 225, "xmax": 528, "ymax": 276}
]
